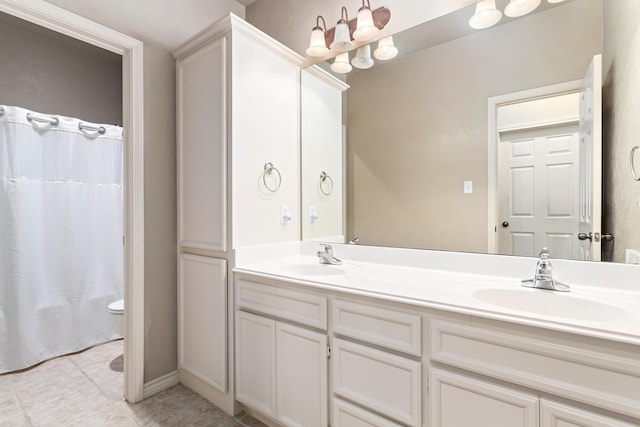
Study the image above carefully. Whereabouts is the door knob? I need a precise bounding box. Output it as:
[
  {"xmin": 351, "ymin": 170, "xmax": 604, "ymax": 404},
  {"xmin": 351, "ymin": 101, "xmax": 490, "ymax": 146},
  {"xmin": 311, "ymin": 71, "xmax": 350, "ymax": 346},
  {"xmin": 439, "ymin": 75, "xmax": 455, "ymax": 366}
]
[
  {"xmin": 577, "ymin": 232, "xmax": 593, "ymax": 241},
  {"xmin": 502, "ymin": 221, "xmax": 509, "ymax": 228}
]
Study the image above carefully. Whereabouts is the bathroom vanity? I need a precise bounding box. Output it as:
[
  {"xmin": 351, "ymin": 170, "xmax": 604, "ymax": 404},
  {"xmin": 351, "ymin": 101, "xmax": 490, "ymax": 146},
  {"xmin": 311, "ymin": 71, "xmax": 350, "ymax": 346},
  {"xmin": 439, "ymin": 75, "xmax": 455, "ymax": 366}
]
[{"xmin": 232, "ymin": 243, "xmax": 640, "ymax": 427}]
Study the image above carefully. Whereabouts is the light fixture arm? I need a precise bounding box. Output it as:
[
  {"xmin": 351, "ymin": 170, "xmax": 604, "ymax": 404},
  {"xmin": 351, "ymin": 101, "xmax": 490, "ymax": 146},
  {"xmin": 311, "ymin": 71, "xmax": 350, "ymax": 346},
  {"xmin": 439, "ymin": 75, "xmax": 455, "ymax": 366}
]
[
  {"xmin": 359, "ymin": 0, "xmax": 372, "ymax": 12},
  {"xmin": 314, "ymin": 15, "xmax": 327, "ymax": 32}
]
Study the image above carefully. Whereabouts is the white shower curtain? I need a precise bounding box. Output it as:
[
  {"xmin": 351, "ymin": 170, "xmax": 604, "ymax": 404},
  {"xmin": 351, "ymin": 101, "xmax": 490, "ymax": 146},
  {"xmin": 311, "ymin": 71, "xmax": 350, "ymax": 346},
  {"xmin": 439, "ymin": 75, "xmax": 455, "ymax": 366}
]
[{"xmin": 0, "ymin": 105, "xmax": 123, "ymax": 373}]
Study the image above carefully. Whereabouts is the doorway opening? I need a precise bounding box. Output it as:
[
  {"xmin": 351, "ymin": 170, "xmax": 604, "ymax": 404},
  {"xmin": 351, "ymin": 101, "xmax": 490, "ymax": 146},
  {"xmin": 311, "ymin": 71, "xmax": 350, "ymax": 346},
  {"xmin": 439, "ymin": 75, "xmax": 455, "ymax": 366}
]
[{"xmin": 0, "ymin": 0, "xmax": 145, "ymax": 402}]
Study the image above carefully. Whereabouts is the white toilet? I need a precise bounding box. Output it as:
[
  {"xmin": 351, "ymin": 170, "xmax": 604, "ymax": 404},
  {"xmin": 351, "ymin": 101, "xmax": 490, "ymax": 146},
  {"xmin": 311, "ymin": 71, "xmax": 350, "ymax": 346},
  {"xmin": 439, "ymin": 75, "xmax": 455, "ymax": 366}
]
[{"xmin": 108, "ymin": 299, "xmax": 124, "ymax": 338}]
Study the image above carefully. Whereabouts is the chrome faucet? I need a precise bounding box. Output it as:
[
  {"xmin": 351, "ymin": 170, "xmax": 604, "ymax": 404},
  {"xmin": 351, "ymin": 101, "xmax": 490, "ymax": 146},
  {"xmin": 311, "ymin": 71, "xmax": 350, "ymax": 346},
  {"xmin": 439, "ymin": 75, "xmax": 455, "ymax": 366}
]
[
  {"xmin": 521, "ymin": 248, "xmax": 570, "ymax": 292},
  {"xmin": 317, "ymin": 243, "xmax": 342, "ymax": 265}
]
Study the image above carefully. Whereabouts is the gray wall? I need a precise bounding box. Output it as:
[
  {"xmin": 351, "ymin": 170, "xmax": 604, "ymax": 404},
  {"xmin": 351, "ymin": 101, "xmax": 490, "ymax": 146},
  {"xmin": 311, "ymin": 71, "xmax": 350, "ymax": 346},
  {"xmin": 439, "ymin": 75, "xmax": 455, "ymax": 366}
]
[
  {"xmin": 603, "ymin": 0, "xmax": 640, "ymax": 263},
  {"xmin": 0, "ymin": 13, "xmax": 122, "ymax": 125},
  {"xmin": 38, "ymin": 0, "xmax": 180, "ymax": 382},
  {"xmin": 346, "ymin": 0, "xmax": 602, "ymax": 251}
]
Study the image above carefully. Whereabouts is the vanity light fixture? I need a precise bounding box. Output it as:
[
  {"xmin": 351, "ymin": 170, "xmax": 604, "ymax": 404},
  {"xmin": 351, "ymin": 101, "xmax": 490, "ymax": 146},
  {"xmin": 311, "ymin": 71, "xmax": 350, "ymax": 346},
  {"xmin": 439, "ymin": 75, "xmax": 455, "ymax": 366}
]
[
  {"xmin": 353, "ymin": 0, "xmax": 379, "ymax": 42},
  {"xmin": 306, "ymin": 16, "xmax": 330, "ymax": 57},
  {"xmin": 373, "ymin": 36, "xmax": 398, "ymax": 60},
  {"xmin": 468, "ymin": 0, "xmax": 502, "ymax": 30},
  {"xmin": 504, "ymin": 0, "xmax": 541, "ymax": 18},
  {"xmin": 330, "ymin": 7, "xmax": 355, "ymax": 52},
  {"xmin": 546, "ymin": 0, "xmax": 565, "ymax": 3},
  {"xmin": 351, "ymin": 44, "xmax": 374, "ymax": 69},
  {"xmin": 330, "ymin": 52, "xmax": 352, "ymax": 74},
  {"xmin": 306, "ymin": 3, "xmax": 391, "ymax": 57}
]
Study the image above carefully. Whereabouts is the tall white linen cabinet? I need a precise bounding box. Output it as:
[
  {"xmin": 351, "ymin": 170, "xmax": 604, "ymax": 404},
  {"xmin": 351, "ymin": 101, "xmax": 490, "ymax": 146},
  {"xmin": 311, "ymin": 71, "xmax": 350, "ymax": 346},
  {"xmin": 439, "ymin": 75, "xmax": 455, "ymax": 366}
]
[{"xmin": 173, "ymin": 14, "xmax": 302, "ymax": 414}]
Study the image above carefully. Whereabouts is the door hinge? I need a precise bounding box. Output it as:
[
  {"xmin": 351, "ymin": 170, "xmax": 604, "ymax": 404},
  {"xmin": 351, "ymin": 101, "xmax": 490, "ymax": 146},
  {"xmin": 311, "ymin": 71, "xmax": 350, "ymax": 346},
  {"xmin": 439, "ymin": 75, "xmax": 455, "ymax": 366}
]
[{"xmin": 326, "ymin": 345, "xmax": 331, "ymax": 359}]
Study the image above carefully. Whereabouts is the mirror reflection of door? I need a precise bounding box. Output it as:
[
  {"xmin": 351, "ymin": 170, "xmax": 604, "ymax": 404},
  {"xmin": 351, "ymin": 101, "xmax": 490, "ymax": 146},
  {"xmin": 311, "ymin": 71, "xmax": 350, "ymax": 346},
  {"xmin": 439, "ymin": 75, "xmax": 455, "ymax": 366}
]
[
  {"xmin": 496, "ymin": 55, "xmax": 603, "ymax": 260},
  {"xmin": 498, "ymin": 121, "xmax": 580, "ymax": 259},
  {"xmin": 578, "ymin": 54, "xmax": 603, "ymax": 261}
]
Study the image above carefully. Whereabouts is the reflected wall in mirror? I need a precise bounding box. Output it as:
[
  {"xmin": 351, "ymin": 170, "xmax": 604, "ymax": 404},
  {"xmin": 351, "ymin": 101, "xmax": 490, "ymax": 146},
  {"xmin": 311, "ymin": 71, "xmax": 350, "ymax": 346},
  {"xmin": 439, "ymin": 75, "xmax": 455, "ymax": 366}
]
[{"xmin": 301, "ymin": 0, "xmax": 640, "ymax": 263}]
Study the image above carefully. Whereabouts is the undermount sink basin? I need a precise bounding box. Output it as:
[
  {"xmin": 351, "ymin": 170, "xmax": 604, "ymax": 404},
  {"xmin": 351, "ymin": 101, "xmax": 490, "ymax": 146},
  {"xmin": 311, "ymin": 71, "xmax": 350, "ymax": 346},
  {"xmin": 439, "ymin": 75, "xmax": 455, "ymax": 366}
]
[{"xmin": 472, "ymin": 288, "xmax": 635, "ymax": 322}]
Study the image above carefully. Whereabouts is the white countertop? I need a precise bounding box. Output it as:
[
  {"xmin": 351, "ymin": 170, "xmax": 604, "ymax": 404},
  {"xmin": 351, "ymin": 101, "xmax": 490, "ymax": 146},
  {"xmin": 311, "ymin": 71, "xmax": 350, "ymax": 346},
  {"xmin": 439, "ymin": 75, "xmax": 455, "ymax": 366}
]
[{"xmin": 234, "ymin": 254, "xmax": 640, "ymax": 346}]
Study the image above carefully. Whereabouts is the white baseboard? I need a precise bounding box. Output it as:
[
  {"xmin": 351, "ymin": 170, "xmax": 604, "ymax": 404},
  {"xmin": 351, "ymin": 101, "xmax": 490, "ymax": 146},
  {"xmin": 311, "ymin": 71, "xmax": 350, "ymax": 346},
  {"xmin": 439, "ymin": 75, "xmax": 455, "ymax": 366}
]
[{"xmin": 143, "ymin": 370, "xmax": 179, "ymax": 399}]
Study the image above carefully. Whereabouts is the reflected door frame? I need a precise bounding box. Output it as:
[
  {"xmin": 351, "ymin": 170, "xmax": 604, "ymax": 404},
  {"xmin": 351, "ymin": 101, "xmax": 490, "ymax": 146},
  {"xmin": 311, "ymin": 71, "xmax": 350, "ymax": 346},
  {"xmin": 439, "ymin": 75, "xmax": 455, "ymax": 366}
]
[
  {"xmin": 0, "ymin": 0, "xmax": 146, "ymax": 403},
  {"xmin": 487, "ymin": 80, "xmax": 582, "ymax": 255}
]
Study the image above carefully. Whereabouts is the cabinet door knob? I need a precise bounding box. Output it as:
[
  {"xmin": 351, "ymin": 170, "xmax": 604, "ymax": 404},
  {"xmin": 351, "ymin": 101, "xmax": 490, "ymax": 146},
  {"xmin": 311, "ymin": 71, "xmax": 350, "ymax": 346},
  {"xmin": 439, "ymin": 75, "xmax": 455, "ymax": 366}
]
[{"xmin": 502, "ymin": 221, "xmax": 509, "ymax": 228}]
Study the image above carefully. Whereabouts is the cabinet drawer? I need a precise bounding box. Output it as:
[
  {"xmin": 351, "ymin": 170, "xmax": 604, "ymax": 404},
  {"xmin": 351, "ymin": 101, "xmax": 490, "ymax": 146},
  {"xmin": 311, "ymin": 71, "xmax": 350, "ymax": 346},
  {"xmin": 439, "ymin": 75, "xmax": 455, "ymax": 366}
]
[
  {"xmin": 540, "ymin": 399, "xmax": 638, "ymax": 427},
  {"xmin": 332, "ymin": 338, "xmax": 421, "ymax": 427},
  {"xmin": 236, "ymin": 279, "xmax": 327, "ymax": 330},
  {"xmin": 333, "ymin": 299, "xmax": 421, "ymax": 356},
  {"xmin": 430, "ymin": 319, "xmax": 640, "ymax": 419},
  {"xmin": 332, "ymin": 398, "xmax": 403, "ymax": 427}
]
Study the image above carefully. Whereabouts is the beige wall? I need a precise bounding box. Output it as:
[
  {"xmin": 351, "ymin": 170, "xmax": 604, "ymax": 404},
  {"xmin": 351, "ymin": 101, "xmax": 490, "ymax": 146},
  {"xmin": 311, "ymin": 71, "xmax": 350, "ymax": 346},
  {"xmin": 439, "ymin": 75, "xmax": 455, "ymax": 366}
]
[
  {"xmin": 603, "ymin": 0, "xmax": 640, "ymax": 263},
  {"xmin": 345, "ymin": 0, "xmax": 602, "ymax": 251},
  {"xmin": 0, "ymin": 13, "xmax": 121, "ymax": 125}
]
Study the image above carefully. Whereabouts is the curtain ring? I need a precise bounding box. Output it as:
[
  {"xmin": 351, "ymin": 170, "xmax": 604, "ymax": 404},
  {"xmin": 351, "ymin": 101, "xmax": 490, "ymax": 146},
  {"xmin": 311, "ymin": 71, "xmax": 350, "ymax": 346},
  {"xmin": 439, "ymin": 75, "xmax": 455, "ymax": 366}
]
[
  {"xmin": 263, "ymin": 162, "xmax": 282, "ymax": 192},
  {"xmin": 319, "ymin": 171, "xmax": 334, "ymax": 196},
  {"xmin": 631, "ymin": 146, "xmax": 640, "ymax": 181}
]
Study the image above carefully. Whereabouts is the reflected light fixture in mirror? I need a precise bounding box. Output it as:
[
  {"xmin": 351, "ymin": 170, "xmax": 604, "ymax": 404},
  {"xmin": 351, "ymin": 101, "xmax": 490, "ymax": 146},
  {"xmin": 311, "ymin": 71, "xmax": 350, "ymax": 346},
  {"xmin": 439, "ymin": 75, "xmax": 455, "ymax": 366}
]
[
  {"xmin": 306, "ymin": 16, "xmax": 329, "ymax": 57},
  {"xmin": 504, "ymin": 0, "xmax": 542, "ymax": 17},
  {"xmin": 353, "ymin": 0, "xmax": 380, "ymax": 42},
  {"xmin": 374, "ymin": 36, "xmax": 398, "ymax": 60},
  {"xmin": 331, "ymin": 52, "xmax": 353, "ymax": 73},
  {"xmin": 469, "ymin": 0, "xmax": 502, "ymax": 29},
  {"xmin": 351, "ymin": 44, "xmax": 374, "ymax": 69}
]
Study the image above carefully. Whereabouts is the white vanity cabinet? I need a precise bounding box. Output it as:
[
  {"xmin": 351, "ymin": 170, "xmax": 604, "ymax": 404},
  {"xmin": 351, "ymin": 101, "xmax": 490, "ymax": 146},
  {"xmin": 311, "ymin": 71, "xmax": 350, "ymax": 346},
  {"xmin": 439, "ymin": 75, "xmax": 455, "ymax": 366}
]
[
  {"xmin": 235, "ymin": 279, "xmax": 328, "ymax": 427},
  {"xmin": 174, "ymin": 14, "xmax": 302, "ymax": 412}
]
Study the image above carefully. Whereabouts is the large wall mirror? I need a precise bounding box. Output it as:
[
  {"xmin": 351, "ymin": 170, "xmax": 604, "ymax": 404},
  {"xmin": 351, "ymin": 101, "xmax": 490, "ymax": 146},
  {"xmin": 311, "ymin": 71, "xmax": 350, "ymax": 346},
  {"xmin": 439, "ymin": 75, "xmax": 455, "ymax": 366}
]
[{"xmin": 301, "ymin": 0, "xmax": 640, "ymax": 264}]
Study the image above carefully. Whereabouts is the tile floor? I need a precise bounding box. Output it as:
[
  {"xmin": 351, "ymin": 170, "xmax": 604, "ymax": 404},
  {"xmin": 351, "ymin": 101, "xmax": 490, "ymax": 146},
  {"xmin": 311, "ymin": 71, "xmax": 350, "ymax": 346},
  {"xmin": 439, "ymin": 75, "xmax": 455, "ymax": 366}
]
[{"xmin": 0, "ymin": 340, "xmax": 266, "ymax": 426}]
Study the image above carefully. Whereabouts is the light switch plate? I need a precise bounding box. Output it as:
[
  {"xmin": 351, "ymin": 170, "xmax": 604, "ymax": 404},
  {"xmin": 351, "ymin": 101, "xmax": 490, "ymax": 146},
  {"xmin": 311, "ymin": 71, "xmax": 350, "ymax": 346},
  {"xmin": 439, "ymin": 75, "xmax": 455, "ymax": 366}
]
[{"xmin": 464, "ymin": 181, "xmax": 473, "ymax": 194}]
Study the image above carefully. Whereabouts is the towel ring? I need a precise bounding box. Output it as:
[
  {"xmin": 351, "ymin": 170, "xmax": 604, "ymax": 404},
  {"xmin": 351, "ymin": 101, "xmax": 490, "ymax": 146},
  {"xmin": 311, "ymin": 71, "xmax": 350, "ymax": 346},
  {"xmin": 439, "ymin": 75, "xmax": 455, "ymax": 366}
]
[
  {"xmin": 262, "ymin": 162, "xmax": 282, "ymax": 192},
  {"xmin": 319, "ymin": 171, "xmax": 334, "ymax": 196},
  {"xmin": 631, "ymin": 146, "xmax": 640, "ymax": 181}
]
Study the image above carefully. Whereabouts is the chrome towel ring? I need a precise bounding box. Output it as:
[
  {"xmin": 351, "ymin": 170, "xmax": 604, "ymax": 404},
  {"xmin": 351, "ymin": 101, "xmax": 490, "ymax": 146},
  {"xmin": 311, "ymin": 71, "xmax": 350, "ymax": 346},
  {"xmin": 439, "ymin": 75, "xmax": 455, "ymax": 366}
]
[
  {"xmin": 263, "ymin": 162, "xmax": 282, "ymax": 192},
  {"xmin": 631, "ymin": 146, "xmax": 640, "ymax": 181},
  {"xmin": 319, "ymin": 171, "xmax": 334, "ymax": 196}
]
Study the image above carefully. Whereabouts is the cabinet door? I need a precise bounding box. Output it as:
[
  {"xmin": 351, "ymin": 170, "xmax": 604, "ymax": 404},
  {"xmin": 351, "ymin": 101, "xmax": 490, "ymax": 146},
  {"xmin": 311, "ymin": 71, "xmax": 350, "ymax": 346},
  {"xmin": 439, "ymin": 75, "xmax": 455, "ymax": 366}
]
[
  {"xmin": 332, "ymin": 338, "xmax": 421, "ymax": 427},
  {"xmin": 178, "ymin": 254, "xmax": 227, "ymax": 392},
  {"xmin": 430, "ymin": 368, "xmax": 538, "ymax": 427},
  {"xmin": 235, "ymin": 311, "xmax": 277, "ymax": 418},
  {"xmin": 177, "ymin": 36, "xmax": 227, "ymax": 253},
  {"xmin": 541, "ymin": 399, "xmax": 637, "ymax": 427},
  {"xmin": 276, "ymin": 322, "xmax": 328, "ymax": 427}
]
